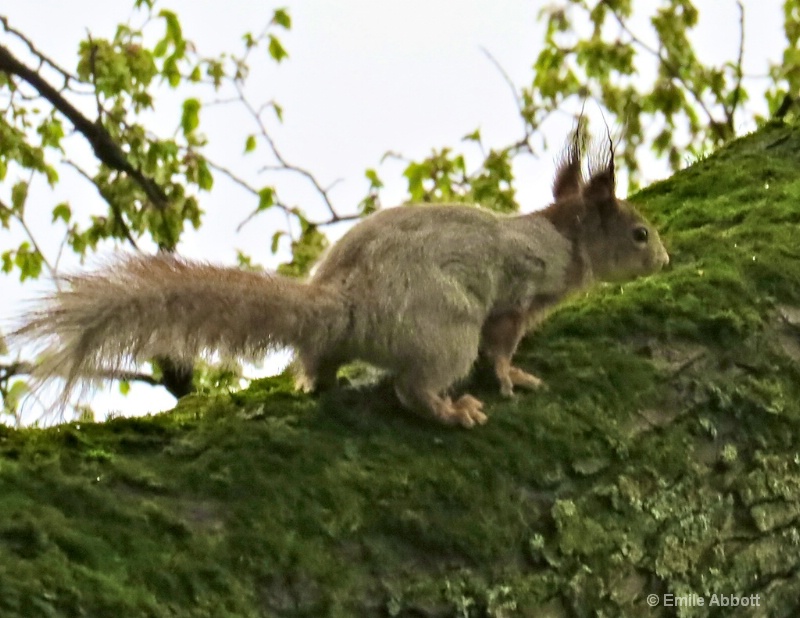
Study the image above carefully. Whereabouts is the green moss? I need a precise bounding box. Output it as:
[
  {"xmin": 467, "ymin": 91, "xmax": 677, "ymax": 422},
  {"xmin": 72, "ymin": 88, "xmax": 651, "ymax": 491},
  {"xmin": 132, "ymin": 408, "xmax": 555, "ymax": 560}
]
[{"xmin": 3, "ymin": 122, "xmax": 800, "ymax": 616}]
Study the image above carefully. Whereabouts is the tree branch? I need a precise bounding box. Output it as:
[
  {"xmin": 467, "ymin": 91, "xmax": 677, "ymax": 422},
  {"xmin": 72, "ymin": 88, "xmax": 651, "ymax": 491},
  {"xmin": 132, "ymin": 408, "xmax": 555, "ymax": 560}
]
[
  {"xmin": 0, "ymin": 360, "xmax": 160, "ymax": 387},
  {"xmin": 0, "ymin": 42, "xmax": 169, "ymax": 211}
]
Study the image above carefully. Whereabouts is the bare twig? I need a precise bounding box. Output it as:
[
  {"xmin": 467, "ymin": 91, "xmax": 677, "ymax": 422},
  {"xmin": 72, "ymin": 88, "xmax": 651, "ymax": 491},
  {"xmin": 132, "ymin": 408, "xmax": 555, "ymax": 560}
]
[
  {"xmin": 480, "ymin": 46, "xmax": 533, "ymax": 155},
  {"xmin": 0, "ymin": 360, "xmax": 160, "ymax": 387},
  {"xmin": 0, "ymin": 15, "xmax": 80, "ymax": 87},
  {"xmin": 727, "ymin": 0, "xmax": 746, "ymax": 131},
  {"xmin": 205, "ymin": 159, "xmax": 293, "ymax": 213}
]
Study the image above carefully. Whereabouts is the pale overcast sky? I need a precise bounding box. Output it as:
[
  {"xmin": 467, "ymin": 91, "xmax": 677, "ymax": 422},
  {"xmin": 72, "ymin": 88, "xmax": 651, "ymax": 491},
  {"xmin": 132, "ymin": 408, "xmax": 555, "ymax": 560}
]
[{"xmin": 0, "ymin": 1, "xmax": 786, "ymax": 421}]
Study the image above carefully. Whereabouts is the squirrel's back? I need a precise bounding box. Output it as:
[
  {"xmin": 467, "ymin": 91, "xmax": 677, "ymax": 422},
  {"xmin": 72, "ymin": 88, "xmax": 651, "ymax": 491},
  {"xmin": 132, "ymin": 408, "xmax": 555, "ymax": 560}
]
[{"xmin": 306, "ymin": 204, "xmax": 572, "ymax": 370}]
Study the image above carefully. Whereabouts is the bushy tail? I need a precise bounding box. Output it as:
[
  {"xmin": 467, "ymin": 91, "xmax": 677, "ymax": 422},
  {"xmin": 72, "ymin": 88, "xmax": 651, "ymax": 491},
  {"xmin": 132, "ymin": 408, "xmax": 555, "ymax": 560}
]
[{"xmin": 14, "ymin": 254, "xmax": 347, "ymax": 401}]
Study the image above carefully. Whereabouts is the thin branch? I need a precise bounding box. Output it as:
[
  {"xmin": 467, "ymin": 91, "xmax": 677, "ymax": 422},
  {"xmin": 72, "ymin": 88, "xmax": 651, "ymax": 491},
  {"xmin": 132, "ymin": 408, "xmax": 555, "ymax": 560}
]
[
  {"xmin": 773, "ymin": 94, "xmax": 795, "ymax": 120},
  {"xmin": 0, "ymin": 192, "xmax": 56, "ymax": 278},
  {"xmin": 203, "ymin": 95, "xmax": 243, "ymax": 107},
  {"xmin": 204, "ymin": 159, "xmax": 361, "ymax": 233},
  {"xmin": 727, "ymin": 0, "xmax": 746, "ymax": 131},
  {"xmin": 86, "ymin": 32, "xmax": 104, "ymax": 121},
  {"xmin": 53, "ymin": 230, "xmax": 70, "ymax": 277},
  {"xmin": 480, "ymin": 46, "xmax": 534, "ymax": 155},
  {"xmin": 0, "ymin": 360, "xmax": 160, "ymax": 387},
  {"xmin": 232, "ymin": 81, "xmax": 348, "ymax": 222},
  {"xmin": 205, "ymin": 159, "xmax": 291, "ymax": 215},
  {"xmin": 0, "ymin": 42, "xmax": 169, "ymax": 210},
  {"xmin": 0, "ymin": 15, "xmax": 79, "ymax": 86}
]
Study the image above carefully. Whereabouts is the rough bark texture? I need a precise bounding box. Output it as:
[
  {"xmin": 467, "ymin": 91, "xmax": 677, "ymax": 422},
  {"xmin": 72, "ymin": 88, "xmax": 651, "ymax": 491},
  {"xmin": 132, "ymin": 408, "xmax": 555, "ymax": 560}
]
[{"xmin": 1, "ymin": 122, "xmax": 799, "ymax": 617}]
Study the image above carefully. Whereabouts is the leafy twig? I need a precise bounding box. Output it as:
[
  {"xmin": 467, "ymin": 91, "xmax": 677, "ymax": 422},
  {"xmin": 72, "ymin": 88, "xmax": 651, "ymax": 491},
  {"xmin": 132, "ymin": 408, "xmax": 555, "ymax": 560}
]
[
  {"xmin": 0, "ymin": 43, "xmax": 170, "ymax": 210},
  {"xmin": 607, "ymin": 7, "xmax": 722, "ymax": 139}
]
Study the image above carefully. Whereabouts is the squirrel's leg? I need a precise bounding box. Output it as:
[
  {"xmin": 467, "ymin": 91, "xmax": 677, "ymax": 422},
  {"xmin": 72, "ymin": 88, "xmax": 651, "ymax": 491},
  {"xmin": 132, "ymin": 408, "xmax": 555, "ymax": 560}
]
[
  {"xmin": 294, "ymin": 353, "xmax": 342, "ymax": 393},
  {"xmin": 394, "ymin": 382, "xmax": 487, "ymax": 429},
  {"xmin": 481, "ymin": 310, "xmax": 544, "ymax": 397},
  {"xmin": 392, "ymin": 324, "xmax": 487, "ymax": 428}
]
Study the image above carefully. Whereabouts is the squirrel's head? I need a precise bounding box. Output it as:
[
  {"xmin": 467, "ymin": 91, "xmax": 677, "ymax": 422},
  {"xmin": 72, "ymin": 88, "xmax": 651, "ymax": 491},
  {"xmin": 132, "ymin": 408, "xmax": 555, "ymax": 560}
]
[{"xmin": 544, "ymin": 125, "xmax": 669, "ymax": 283}]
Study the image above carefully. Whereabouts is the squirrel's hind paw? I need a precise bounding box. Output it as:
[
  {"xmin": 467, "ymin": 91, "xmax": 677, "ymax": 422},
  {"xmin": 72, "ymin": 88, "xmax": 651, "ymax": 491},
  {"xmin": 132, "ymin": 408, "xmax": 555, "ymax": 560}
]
[
  {"xmin": 452, "ymin": 394, "xmax": 488, "ymax": 428},
  {"xmin": 429, "ymin": 394, "xmax": 487, "ymax": 428},
  {"xmin": 500, "ymin": 366, "xmax": 545, "ymax": 397}
]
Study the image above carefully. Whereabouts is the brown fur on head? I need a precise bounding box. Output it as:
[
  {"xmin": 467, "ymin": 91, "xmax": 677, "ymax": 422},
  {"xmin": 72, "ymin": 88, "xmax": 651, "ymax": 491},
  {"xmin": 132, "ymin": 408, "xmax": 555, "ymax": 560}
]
[{"xmin": 543, "ymin": 121, "xmax": 669, "ymax": 282}]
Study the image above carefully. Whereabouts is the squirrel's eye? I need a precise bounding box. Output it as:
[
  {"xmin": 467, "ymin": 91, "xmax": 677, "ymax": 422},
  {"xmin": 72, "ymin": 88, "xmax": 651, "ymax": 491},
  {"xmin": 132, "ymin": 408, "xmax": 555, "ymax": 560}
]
[{"xmin": 632, "ymin": 226, "xmax": 649, "ymax": 243}]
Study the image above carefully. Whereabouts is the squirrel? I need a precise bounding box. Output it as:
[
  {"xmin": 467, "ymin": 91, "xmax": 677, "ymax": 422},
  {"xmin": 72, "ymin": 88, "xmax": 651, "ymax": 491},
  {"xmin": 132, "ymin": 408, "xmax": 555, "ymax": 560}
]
[{"xmin": 14, "ymin": 125, "xmax": 668, "ymax": 428}]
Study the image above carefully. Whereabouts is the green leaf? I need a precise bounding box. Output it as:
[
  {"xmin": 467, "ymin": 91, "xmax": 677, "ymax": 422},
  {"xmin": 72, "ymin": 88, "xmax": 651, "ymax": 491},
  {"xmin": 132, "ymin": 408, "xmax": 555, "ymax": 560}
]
[
  {"xmin": 159, "ymin": 10, "xmax": 183, "ymax": 45},
  {"xmin": 245, "ymin": 135, "xmax": 257, "ymax": 153},
  {"xmin": 272, "ymin": 8, "xmax": 292, "ymax": 29},
  {"xmin": 164, "ymin": 57, "xmax": 181, "ymax": 87},
  {"xmin": 365, "ymin": 168, "xmax": 383, "ymax": 189},
  {"xmin": 44, "ymin": 166, "xmax": 59, "ymax": 186},
  {"xmin": 52, "ymin": 202, "xmax": 72, "ymax": 224},
  {"xmin": 206, "ymin": 60, "xmax": 225, "ymax": 87},
  {"xmin": 181, "ymin": 98, "xmax": 201, "ymax": 136},
  {"xmin": 268, "ymin": 35, "xmax": 289, "ymax": 63},
  {"xmin": 258, "ymin": 187, "xmax": 275, "ymax": 211},
  {"xmin": 37, "ymin": 117, "xmax": 64, "ymax": 149},
  {"xmin": 271, "ymin": 230, "xmax": 285, "ymax": 254},
  {"xmin": 197, "ymin": 159, "xmax": 213, "ymax": 191},
  {"xmin": 11, "ymin": 181, "xmax": 28, "ymax": 214},
  {"xmin": 463, "ymin": 128, "xmax": 482, "ymax": 143},
  {"xmin": 153, "ymin": 38, "xmax": 169, "ymax": 58},
  {"xmin": 358, "ymin": 194, "xmax": 379, "ymax": 216},
  {"xmin": 236, "ymin": 250, "xmax": 260, "ymax": 270},
  {"xmin": 1, "ymin": 250, "xmax": 13, "ymax": 274},
  {"xmin": 0, "ymin": 202, "xmax": 11, "ymax": 229},
  {"xmin": 277, "ymin": 222, "xmax": 327, "ymax": 278},
  {"xmin": 119, "ymin": 381, "xmax": 131, "ymax": 396},
  {"xmin": 4, "ymin": 380, "xmax": 29, "ymax": 413},
  {"xmin": 13, "ymin": 242, "xmax": 43, "ymax": 281},
  {"xmin": 273, "ymin": 103, "xmax": 284, "ymax": 122}
]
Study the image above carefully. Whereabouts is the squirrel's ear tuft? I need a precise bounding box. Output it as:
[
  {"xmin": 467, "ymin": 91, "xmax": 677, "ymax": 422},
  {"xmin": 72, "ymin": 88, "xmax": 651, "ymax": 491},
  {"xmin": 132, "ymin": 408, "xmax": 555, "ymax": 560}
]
[
  {"xmin": 552, "ymin": 121, "xmax": 585, "ymax": 201},
  {"xmin": 582, "ymin": 128, "xmax": 617, "ymax": 206}
]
